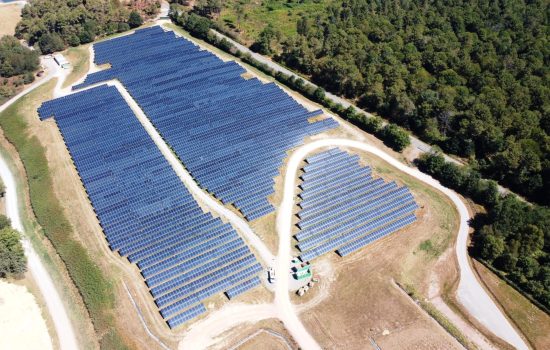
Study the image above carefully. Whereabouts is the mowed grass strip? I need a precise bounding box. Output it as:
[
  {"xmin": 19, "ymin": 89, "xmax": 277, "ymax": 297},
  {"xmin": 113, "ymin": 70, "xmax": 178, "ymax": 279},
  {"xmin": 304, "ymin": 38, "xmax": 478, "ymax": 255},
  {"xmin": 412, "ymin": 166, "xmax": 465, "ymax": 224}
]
[{"xmin": 0, "ymin": 81, "xmax": 127, "ymax": 349}]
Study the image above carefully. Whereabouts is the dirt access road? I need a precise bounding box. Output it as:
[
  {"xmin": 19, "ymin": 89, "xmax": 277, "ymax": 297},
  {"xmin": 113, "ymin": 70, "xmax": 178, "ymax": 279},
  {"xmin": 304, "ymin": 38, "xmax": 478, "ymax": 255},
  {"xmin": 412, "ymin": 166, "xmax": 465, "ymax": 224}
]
[
  {"xmin": 275, "ymin": 138, "xmax": 528, "ymax": 350},
  {"xmin": 0, "ymin": 57, "xmax": 78, "ymax": 350}
]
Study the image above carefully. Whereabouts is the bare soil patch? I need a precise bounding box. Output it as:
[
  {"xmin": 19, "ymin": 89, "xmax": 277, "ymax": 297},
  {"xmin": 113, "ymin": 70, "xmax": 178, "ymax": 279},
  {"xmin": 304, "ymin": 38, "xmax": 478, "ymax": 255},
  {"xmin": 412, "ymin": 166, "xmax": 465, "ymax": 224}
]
[
  {"xmin": 0, "ymin": 279, "xmax": 52, "ymax": 350},
  {"xmin": 219, "ymin": 318, "xmax": 297, "ymax": 350},
  {"xmin": 237, "ymin": 330, "xmax": 291, "ymax": 350}
]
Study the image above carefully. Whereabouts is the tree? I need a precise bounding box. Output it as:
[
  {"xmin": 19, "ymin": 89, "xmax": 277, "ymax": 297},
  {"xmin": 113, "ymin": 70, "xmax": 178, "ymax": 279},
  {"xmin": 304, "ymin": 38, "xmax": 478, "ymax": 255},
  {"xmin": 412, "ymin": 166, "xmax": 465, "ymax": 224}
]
[
  {"xmin": 0, "ymin": 227, "xmax": 26, "ymax": 278},
  {"xmin": 313, "ymin": 87, "xmax": 326, "ymax": 102},
  {"xmin": 128, "ymin": 11, "xmax": 143, "ymax": 29},
  {"xmin": 38, "ymin": 33, "xmax": 65, "ymax": 54},
  {"xmin": 181, "ymin": 13, "xmax": 211, "ymax": 39},
  {"xmin": 380, "ymin": 124, "xmax": 410, "ymax": 152},
  {"xmin": 477, "ymin": 227, "xmax": 505, "ymax": 261},
  {"xmin": 251, "ymin": 25, "xmax": 280, "ymax": 55},
  {"xmin": 0, "ymin": 36, "xmax": 39, "ymax": 77}
]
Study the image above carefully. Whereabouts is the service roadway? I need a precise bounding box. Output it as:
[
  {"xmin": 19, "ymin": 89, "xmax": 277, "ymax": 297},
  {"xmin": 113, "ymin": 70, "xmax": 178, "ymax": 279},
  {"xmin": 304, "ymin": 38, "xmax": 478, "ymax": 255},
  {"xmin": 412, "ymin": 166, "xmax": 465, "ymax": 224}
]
[
  {"xmin": 0, "ymin": 57, "xmax": 79, "ymax": 350},
  {"xmin": 274, "ymin": 138, "xmax": 529, "ymax": 350}
]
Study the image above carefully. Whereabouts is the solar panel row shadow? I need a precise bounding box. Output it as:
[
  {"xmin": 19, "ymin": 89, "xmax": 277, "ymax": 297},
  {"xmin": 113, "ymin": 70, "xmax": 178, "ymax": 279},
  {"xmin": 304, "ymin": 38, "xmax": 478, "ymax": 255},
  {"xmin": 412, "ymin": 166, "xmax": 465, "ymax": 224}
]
[
  {"xmin": 71, "ymin": 26, "xmax": 339, "ymax": 221},
  {"xmin": 296, "ymin": 148, "xmax": 418, "ymax": 261},
  {"xmin": 38, "ymin": 85, "xmax": 262, "ymax": 328}
]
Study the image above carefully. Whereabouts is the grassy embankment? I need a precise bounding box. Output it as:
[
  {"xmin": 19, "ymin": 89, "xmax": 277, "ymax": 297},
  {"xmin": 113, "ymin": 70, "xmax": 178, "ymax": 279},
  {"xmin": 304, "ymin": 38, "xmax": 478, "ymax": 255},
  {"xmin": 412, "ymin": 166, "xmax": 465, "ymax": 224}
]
[
  {"xmin": 473, "ymin": 261, "xmax": 550, "ymax": 349},
  {"xmin": 0, "ymin": 81, "xmax": 128, "ymax": 349},
  {"xmin": 62, "ymin": 46, "xmax": 91, "ymax": 88}
]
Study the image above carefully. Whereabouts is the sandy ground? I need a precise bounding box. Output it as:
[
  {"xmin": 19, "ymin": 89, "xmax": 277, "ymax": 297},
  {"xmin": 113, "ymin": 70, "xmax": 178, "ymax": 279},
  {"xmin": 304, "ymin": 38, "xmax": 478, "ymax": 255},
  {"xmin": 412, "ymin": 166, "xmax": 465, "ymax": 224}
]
[
  {"xmin": 0, "ymin": 280, "xmax": 52, "ymax": 350},
  {"xmin": 236, "ymin": 330, "xmax": 292, "ymax": 350},
  {"xmin": 0, "ymin": 4, "xmax": 22, "ymax": 37}
]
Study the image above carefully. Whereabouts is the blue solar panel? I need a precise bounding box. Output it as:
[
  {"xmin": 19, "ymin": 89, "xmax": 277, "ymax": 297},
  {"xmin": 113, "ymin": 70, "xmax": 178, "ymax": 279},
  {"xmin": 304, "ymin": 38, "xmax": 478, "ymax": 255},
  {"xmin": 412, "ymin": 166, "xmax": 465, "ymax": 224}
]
[
  {"xmin": 295, "ymin": 149, "xmax": 418, "ymax": 261},
  {"xmin": 37, "ymin": 85, "xmax": 262, "ymax": 328},
  {"xmin": 69, "ymin": 26, "xmax": 338, "ymax": 221},
  {"xmin": 225, "ymin": 276, "xmax": 262, "ymax": 299}
]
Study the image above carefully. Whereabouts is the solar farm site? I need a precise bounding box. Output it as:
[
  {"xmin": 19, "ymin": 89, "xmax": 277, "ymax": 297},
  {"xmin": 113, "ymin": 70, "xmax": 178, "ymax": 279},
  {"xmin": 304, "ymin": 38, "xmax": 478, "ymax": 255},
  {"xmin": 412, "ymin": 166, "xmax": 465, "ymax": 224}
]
[
  {"xmin": 37, "ymin": 26, "xmax": 339, "ymax": 329},
  {"xmin": 38, "ymin": 85, "xmax": 263, "ymax": 328},
  {"xmin": 296, "ymin": 149, "xmax": 418, "ymax": 262},
  {"xmin": 74, "ymin": 26, "xmax": 338, "ymax": 221}
]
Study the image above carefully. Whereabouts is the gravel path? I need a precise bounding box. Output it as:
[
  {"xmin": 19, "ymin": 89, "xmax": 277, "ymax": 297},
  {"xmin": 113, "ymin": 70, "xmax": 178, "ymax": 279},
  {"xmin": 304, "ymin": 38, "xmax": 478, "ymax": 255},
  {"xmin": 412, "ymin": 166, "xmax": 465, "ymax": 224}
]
[
  {"xmin": 275, "ymin": 138, "xmax": 528, "ymax": 350},
  {"xmin": 0, "ymin": 55, "xmax": 78, "ymax": 350}
]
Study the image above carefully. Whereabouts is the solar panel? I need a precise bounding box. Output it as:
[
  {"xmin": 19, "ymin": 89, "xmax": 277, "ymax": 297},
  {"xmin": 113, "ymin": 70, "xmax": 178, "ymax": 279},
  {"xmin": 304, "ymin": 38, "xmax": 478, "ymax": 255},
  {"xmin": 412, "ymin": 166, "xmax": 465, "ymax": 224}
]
[
  {"xmin": 70, "ymin": 26, "xmax": 338, "ymax": 221},
  {"xmin": 295, "ymin": 149, "xmax": 418, "ymax": 261},
  {"xmin": 37, "ymin": 85, "xmax": 262, "ymax": 328}
]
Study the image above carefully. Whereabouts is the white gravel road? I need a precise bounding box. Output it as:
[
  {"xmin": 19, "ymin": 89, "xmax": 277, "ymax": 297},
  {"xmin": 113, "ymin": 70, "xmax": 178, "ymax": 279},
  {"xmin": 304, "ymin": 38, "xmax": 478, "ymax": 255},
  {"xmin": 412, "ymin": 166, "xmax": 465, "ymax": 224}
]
[
  {"xmin": 0, "ymin": 56, "xmax": 78, "ymax": 350},
  {"xmin": 275, "ymin": 138, "xmax": 528, "ymax": 350},
  {"xmin": 0, "ymin": 155, "xmax": 79, "ymax": 350}
]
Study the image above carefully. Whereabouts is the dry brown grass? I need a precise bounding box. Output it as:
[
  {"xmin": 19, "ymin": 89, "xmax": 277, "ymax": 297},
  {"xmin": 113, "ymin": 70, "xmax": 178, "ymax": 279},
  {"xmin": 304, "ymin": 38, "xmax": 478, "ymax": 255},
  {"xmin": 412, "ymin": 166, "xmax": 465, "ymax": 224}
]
[
  {"xmin": 473, "ymin": 261, "xmax": 550, "ymax": 350},
  {"xmin": 61, "ymin": 45, "xmax": 90, "ymax": 88},
  {"xmin": 0, "ymin": 4, "xmax": 21, "ymax": 37},
  {"xmin": 237, "ymin": 330, "xmax": 291, "ymax": 350},
  {"xmin": 286, "ymin": 149, "xmax": 463, "ymax": 349},
  {"xmin": 216, "ymin": 318, "xmax": 297, "ymax": 350}
]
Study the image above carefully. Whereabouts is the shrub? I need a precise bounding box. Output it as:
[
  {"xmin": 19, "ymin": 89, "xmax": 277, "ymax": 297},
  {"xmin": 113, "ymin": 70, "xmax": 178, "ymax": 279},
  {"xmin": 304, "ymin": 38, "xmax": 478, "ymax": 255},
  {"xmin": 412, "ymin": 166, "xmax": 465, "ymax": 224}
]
[{"xmin": 128, "ymin": 11, "xmax": 143, "ymax": 29}]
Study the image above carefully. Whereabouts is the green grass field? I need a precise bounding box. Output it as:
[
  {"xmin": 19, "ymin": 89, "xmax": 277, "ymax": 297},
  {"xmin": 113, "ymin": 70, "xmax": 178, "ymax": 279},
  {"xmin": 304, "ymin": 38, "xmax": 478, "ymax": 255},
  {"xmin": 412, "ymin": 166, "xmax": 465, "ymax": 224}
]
[{"xmin": 217, "ymin": 0, "xmax": 332, "ymax": 43}]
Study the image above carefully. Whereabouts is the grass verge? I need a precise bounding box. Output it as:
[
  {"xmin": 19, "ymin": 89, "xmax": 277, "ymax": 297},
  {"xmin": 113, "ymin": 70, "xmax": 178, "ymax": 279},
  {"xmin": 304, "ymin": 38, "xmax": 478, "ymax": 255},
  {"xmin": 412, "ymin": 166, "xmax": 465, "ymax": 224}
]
[
  {"xmin": 62, "ymin": 46, "xmax": 91, "ymax": 88},
  {"xmin": 0, "ymin": 81, "xmax": 127, "ymax": 349},
  {"xmin": 400, "ymin": 283, "xmax": 474, "ymax": 349},
  {"xmin": 473, "ymin": 261, "xmax": 550, "ymax": 349}
]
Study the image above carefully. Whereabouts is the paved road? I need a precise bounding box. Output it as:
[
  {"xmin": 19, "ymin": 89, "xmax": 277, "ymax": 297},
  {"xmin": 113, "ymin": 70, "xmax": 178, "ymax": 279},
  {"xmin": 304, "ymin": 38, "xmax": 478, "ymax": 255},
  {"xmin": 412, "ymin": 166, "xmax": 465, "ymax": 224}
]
[
  {"xmin": 275, "ymin": 138, "xmax": 528, "ymax": 350},
  {"xmin": 210, "ymin": 30, "xmax": 519, "ymax": 198}
]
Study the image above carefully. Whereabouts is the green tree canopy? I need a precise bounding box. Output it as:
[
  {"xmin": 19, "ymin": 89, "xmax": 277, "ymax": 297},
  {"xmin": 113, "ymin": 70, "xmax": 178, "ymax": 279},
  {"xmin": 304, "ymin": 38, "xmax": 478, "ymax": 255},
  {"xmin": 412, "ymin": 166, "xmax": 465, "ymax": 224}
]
[
  {"xmin": 128, "ymin": 11, "xmax": 144, "ymax": 29},
  {"xmin": 0, "ymin": 227, "xmax": 27, "ymax": 278},
  {"xmin": 0, "ymin": 36, "xmax": 39, "ymax": 78}
]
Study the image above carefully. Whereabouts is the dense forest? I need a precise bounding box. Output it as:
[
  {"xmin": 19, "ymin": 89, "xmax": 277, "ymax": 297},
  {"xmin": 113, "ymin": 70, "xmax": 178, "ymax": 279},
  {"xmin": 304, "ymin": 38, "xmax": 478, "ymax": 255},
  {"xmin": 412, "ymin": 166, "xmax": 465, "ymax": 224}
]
[
  {"xmin": 212, "ymin": 0, "xmax": 550, "ymax": 206},
  {"xmin": 15, "ymin": 0, "xmax": 158, "ymax": 53},
  {"xmin": 0, "ymin": 36, "xmax": 39, "ymax": 101}
]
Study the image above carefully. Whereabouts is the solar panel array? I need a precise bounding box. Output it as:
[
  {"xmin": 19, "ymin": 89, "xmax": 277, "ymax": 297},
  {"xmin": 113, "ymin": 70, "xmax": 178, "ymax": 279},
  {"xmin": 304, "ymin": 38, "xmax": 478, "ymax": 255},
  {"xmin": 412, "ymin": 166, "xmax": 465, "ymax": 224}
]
[
  {"xmin": 38, "ymin": 85, "xmax": 262, "ymax": 328},
  {"xmin": 73, "ymin": 26, "xmax": 338, "ymax": 221},
  {"xmin": 295, "ymin": 149, "xmax": 418, "ymax": 261}
]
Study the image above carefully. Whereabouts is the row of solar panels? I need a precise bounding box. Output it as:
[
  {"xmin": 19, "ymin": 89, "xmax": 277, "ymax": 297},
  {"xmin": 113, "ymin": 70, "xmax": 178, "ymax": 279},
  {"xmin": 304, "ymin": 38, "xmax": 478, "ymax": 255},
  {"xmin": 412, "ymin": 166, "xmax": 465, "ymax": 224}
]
[
  {"xmin": 296, "ymin": 149, "xmax": 418, "ymax": 261},
  {"xmin": 38, "ymin": 85, "xmax": 262, "ymax": 328},
  {"xmin": 75, "ymin": 26, "xmax": 338, "ymax": 221}
]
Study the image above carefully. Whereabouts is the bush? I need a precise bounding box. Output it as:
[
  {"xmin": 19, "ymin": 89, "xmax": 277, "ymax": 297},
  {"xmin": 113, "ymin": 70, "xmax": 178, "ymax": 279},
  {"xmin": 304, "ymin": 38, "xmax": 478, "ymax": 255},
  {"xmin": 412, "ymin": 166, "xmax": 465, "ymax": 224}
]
[
  {"xmin": 67, "ymin": 34, "xmax": 81, "ymax": 47},
  {"xmin": 117, "ymin": 22, "xmax": 130, "ymax": 33},
  {"xmin": 380, "ymin": 124, "xmax": 411, "ymax": 152},
  {"xmin": 128, "ymin": 11, "xmax": 143, "ymax": 29},
  {"xmin": 0, "ymin": 227, "xmax": 27, "ymax": 278},
  {"xmin": 23, "ymin": 72, "xmax": 35, "ymax": 84},
  {"xmin": 0, "ymin": 215, "xmax": 11, "ymax": 230}
]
